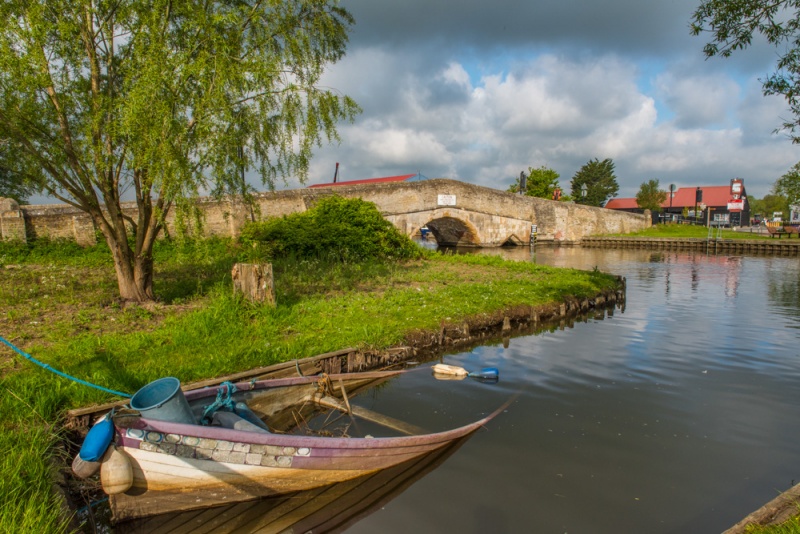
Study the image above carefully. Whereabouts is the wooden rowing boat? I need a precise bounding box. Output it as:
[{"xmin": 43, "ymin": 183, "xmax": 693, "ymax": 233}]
[
  {"xmin": 107, "ymin": 371, "xmax": 500, "ymax": 522},
  {"xmin": 115, "ymin": 434, "xmax": 472, "ymax": 533}
]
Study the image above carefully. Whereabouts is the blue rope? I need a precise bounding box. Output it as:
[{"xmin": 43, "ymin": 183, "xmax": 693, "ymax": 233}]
[
  {"xmin": 76, "ymin": 497, "xmax": 108, "ymax": 515},
  {"xmin": 0, "ymin": 335, "xmax": 131, "ymax": 398},
  {"xmin": 201, "ymin": 381, "xmax": 237, "ymax": 425}
]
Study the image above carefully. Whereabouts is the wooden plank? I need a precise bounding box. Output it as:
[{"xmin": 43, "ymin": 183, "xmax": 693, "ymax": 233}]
[
  {"xmin": 316, "ymin": 395, "xmax": 426, "ymax": 436},
  {"xmin": 65, "ymin": 347, "xmax": 357, "ymax": 423}
]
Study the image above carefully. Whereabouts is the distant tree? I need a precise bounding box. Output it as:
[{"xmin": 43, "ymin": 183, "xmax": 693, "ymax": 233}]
[
  {"xmin": 571, "ymin": 158, "xmax": 620, "ymax": 207},
  {"xmin": 635, "ymin": 179, "xmax": 668, "ymax": 213},
  {"xmin": 775, "ymin": 162, "xmax": 800, "ymax": 206},
  {"xmin": 0, "ymin": 1, "xmax": 359, "ymax": 302},
  {"xmin": 508, "ymin": 165, "xmax": 562, "ymax": 199},
  {"xmin": 750, "ymin": 194, "xmax": 789, "ymax": 220},
  {"xmin": 691, "ymin": 0, "xmax": 800, "ymax": 142}
]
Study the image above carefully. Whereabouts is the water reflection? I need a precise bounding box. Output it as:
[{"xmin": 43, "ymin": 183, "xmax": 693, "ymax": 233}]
[
  {"xmin": 346, "ymin": 246, "xmax": 800, "ymax": 534},
  {"xmin": 101, "ymin": 246, "xmax": 800, "ymax": 534}
]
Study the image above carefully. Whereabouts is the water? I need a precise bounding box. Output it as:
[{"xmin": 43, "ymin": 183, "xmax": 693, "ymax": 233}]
[{"xmin": 345, "ymin": 247, "xmax": 800, "ymax": 534}]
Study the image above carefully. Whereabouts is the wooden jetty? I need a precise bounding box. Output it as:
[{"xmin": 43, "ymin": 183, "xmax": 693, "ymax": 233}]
[{"xmin": 581, "ymin": 237, "xmax": 800, "ymax": 255}]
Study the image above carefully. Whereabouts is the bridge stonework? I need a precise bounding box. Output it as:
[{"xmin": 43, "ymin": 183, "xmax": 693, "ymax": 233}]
[{"xmin": 1, "ymin": 179, "xmax": 649, "ymax": 246}]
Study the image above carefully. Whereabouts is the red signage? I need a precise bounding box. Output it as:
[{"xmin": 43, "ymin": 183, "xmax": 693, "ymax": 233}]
[{"xmin": 727, "ymin": 199, "xmax": 744, "ymax": 211}]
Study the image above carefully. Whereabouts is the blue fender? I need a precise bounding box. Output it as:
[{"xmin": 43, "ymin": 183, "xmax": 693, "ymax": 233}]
[{"xmin": 79, "ymin": 414, "xmax": 115, "ymax": 462}]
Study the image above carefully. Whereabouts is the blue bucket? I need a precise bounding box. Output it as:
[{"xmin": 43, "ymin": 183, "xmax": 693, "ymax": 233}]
[{"xmin": 130, "ymin": 377, "xmax": 196, "ymax": 425}]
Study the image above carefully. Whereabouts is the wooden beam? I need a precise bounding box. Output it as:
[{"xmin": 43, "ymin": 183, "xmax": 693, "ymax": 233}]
[{"xmin": 315, "ymin": 396, "xmax": 426, "ymax": 436}]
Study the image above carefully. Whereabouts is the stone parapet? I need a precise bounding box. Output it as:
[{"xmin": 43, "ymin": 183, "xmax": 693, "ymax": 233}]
[
  {"xmin": 0, "ymin": 198, "xmax": 26, "ymax": 243},
  {"xmin": 8, "ymin": 180, "xmax": 650, "ymax": 246}
]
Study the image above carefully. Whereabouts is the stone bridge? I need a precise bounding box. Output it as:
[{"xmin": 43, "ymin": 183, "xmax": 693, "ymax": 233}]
[{"xmin": 1, "ymin": 179, "xmax": 649, "ymax": 246}]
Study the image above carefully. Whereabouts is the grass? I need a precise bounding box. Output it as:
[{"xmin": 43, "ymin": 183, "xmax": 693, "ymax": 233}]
[
  {"xmin": 746, "ymin": 514, "xmax": 800, "ymax": 533},
  {"xmin": 0, "ymin": 237, "xmax": 619, "ymax": 532},
  {"xmin": 602, "ymin": 223, "xmax": 775, "ymax": 240}
]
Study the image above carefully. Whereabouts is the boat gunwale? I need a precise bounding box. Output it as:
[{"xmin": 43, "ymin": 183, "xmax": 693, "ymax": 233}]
[
  {"xmin": 182, "ymin": 370, "xmax": 404, "ymax": 402},
  {"xmin": 115, "ymin": 382, "xmax": 509, "ymax": 451},
  {"xmin": 116, "ymin": 408, "xmax": 497, "ymax": 451}
]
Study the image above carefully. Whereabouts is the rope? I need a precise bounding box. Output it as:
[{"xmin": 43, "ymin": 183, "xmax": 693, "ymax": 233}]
[
  {"xmin": 0, "ymin": 335, "xmax": 131, "ymax": 398},
  {"xmin": 76, "ymin": 497, "xmax": 109, "ymax": 515},
  {"xmin": 201, "ymin": 381, "xmax": 237, "ymax": 425}
]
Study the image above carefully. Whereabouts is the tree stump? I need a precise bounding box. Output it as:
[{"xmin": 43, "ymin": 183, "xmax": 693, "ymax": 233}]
[{"xmin": 232, "ymin": 263, "xmax": 275, "ymax": 306}]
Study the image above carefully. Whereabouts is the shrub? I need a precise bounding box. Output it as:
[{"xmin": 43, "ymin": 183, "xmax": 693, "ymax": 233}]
[{"xmin": 240, "ymin": 196, "xmax": 423, "ymax": 262}]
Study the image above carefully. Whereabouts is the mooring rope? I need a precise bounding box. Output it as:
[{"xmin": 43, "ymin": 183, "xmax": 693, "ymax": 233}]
[
  {"xmin": 201, "ymin": 381, "xmax": 238, "ymax": 425},
  {"xmin": 0, "ymin": 335, "xmax": 131, "ymax": 398}
]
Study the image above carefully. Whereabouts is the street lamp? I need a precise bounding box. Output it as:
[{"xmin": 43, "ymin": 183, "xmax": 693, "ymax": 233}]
[{"xmin": 581, "ymin": 183, "xmax": 588, "ymax": 199}]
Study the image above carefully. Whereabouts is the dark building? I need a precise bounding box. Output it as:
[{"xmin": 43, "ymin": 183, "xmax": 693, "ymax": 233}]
[{"xmin": 605, "ymin": 181, "xmax": 750, "ymax": 227}]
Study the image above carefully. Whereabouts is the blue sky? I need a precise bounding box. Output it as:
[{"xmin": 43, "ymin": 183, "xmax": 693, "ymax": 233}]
[{"xmin": 288, "ymin": 0, "xmax": 800, "ymax": 199}]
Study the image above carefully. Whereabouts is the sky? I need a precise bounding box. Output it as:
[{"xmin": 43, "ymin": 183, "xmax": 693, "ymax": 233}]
[{"xmin": 287, "ymin": 0, "xmax": 800, "ymax": 200}]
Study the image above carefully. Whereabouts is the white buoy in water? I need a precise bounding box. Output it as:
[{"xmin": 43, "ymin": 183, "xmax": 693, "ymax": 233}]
[
  {"xmin": 100, "ymin": 446, "xmax": 133, "ymax": 495},
  {"xmin": 432, "ymin": 363, "xmax": 468, "ymax": 377}
]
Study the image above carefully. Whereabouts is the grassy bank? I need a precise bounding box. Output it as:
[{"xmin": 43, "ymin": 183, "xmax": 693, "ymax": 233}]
[
  {"xmin": 0, "ymin": 237, "xmax": 619, "ymax": 532},
  {"xmin": 605, "ymin": 223, "xmax": 773, "ymax": 240}
]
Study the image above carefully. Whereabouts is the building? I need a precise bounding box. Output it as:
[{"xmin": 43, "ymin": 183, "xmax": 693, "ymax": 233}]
[
  {"xmin": 307, "ymin": 173, "xmax": 422, "ymax": 189},
  {"xmin": 605, "ymin": 181, "xmax": 751, "ymax": 227}
]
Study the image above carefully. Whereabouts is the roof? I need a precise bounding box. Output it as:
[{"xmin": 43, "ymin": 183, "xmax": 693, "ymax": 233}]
[
  {"xmin": 604, "ymin": 197, "xmax": 639, "ymax": 210},
  {"xmin": 307, "ymin": 174, "xmax": 418, "ymax": 188},
  {"xmin": 606, "ymin": 185, "xmax": 742, "ymax": 210}
]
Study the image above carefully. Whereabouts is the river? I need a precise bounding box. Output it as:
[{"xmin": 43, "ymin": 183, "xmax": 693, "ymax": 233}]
[{"xmin": 345, "ymin": 246, "xmax": 800, "ymax": 534}]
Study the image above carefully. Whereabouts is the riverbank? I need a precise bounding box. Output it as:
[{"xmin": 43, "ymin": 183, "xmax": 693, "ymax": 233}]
[{"xmin": 0, "ymin": 238, "xmax": 621, "ymax": 532}]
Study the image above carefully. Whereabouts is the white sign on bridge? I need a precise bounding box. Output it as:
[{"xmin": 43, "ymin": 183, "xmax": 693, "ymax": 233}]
[{"xmin": 437, "ymin": 194, "xmax": 456, "ymax": 206}]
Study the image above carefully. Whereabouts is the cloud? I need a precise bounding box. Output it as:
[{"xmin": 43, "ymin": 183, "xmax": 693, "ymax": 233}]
[
  {"xmin": 293, "ymin": 0, "xmax": 800, "ymax": 200},
  {"xmin": 655, "ymin": 71, "xmax": 740, "ymax": 128}
]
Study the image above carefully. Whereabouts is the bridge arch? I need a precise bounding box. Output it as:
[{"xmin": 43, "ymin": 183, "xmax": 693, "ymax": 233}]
[{"xmin": 414, "ymin": 215, "xmax": 481, "ymax": 247}]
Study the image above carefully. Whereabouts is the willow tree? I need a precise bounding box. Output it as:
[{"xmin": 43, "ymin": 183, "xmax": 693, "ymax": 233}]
[
  {"xmin": 0, "ymin": 0, "xmax": 359, "ymax": 302},
  {"xmin": 692, "ymin": 0, "xmax": 800, "ymax": 142}
]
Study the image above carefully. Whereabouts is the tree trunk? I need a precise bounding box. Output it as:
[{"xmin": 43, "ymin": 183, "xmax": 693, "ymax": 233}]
[
  {"xmin": 112, "ymin": 249, "xmax": 155, "ymax": 302},
  {"xmin": 98, "ymin": 215, "xmax": 156, "ymax": 302},
  {"xmin": 232, "ymin": 263, "xmax": 275, "ymax": 305}
]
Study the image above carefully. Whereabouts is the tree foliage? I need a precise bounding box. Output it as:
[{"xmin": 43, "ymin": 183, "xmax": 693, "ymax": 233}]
[
  {"xmin": 0, "ymin": 0, "xmax": 360, "ymax": 301},
  {"xmin": 691, "ymin": 0, "xmax": 800, "ymax": 142},
  {"xmin": 509, "ymin": 165, "xmax": 562, "ymax": 199},
  {"xmin": 635, "ymin": 179, "xmax": 668, "ymax": 212},
  {"xmin": 0, "ymin": 142, "xmax": 39, "ymax": 204},
  {"xmin": 571, "ymin": 158, "xmax": 619, "ymax": 207},
  {"xmin": 239, "ymin": 196, "xmax": 423, "ymax": 262},
  {"xmin": 775, "ymin": 161, "xmax": 800, "ymax": 205}
]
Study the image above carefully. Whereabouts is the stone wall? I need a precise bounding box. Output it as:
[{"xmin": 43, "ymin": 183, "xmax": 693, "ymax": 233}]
[{"xmin": 0, "ymin": 179, "xmax": 649, "ymax": 246}]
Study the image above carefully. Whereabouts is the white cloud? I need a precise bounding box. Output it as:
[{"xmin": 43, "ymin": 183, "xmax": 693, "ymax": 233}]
[
  {"xmin": 295, "ymin": 2, "xmax": 800, "ymax": 199},
  {"xmin": 655, "ymin": 71, "xmax": 740, "ymax": 128}
]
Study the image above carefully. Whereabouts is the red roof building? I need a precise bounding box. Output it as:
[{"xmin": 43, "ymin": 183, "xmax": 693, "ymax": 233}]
[
  {"xmin": 307, "ymin": 173, "xmax": 419, "ymax": 188},
  {"xmin": 606, "ymin": 183, "xmax": 751, "ymax": 226}
]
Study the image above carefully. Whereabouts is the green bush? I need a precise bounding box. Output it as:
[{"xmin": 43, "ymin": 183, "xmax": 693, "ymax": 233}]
[{"xmin": 240, "ymin": 196, "xmax": 423, "ymax": 262}]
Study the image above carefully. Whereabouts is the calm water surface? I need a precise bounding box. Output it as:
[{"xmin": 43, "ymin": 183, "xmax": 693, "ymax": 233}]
[{"xmin": 345, "ymin": 247, "xmax": 800, "ymax": 534}]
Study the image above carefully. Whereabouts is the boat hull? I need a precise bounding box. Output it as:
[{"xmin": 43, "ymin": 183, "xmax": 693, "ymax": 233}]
[{"xmin": 109, "ymin": 408, "xmax": 492, "ymax": 521}]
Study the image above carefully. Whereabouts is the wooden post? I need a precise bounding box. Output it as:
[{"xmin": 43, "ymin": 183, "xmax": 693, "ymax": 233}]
[{"xmin": 232, "ymin": 263, "xmax": 275, "ymax": 305}]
